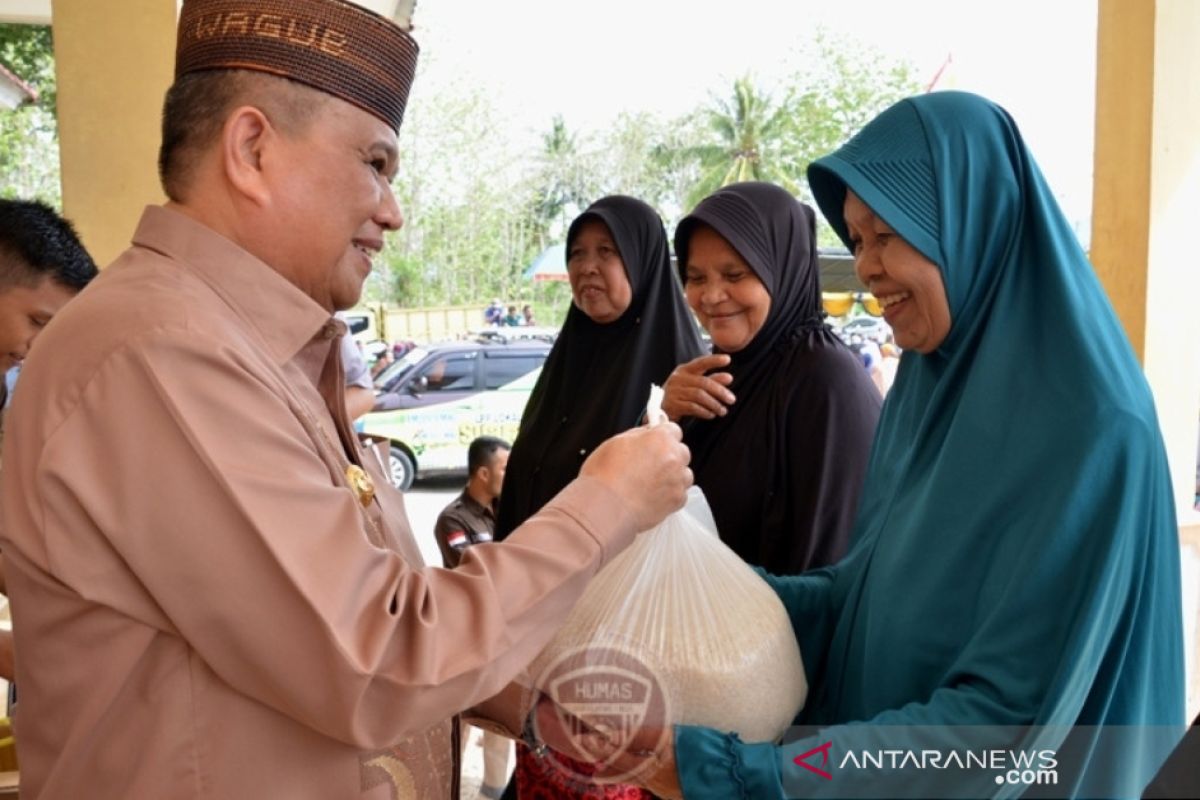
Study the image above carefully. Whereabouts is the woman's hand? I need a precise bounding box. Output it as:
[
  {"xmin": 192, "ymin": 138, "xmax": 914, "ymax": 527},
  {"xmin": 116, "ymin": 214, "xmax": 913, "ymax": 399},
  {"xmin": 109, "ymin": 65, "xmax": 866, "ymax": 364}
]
[
  {"xmin": 661, "ymin": 354, "xmax": 735, "ymax": 422},
  {"xmin": 594, "ymin": 726, "xmax": 682, "ymax": 798},
  {"xmin": 625, "ymin": 727, "xmax": 683, "ymax": 799},
  {"xmin": 531, "ymin": 695, "xmax": 684, "ymax": 798}
]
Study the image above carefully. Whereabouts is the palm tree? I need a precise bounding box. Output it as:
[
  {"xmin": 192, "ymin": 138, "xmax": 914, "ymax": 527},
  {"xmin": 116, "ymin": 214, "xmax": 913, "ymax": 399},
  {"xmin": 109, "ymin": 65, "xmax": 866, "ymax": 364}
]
[
  {"xmin": 532, "ymin": 115, "xmax": 591, "ymax": 241},
  {"xmin": 677, "ymin": 76, "xmax": 802, "ymax": 209}
]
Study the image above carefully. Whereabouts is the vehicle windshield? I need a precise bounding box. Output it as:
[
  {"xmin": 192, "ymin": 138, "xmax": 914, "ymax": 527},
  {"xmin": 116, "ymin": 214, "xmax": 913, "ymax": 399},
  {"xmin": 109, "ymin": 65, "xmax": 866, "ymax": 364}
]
[{"xmin": 374, "ymin": 346, "xmax": 429, "ymax": 391}]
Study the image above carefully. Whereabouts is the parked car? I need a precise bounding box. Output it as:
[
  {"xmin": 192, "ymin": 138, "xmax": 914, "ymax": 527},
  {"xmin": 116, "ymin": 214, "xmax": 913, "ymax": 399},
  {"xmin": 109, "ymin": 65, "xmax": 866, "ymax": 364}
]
[
  {"xmin": 471, "ymin": 326, "xmax": 559, "ymax": 345},
  {"xmin": 372, "ymin": 345, "xmax": 434, "ymax": 395},
  {"xmin": 370, "ymin": 340, "xmax": 549, "ymax": 412},
  {"xmin": 359, "ymin": 340, "xmax": 551, "ymax": 489}
]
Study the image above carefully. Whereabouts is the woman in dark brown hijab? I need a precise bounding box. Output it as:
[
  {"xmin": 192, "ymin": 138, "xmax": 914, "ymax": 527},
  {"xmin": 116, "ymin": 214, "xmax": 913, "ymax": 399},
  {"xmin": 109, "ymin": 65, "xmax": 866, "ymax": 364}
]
[
  {"xmin": 663, "ymin": 181, "xmax": 881, "ymax": 574},
  {"xmin": 496, "ymin": 195, "xmax": 703, "ymax": 546},
  {"xmin": 496, "ymin": 194, "xmax": 704, "ymax": 800}
]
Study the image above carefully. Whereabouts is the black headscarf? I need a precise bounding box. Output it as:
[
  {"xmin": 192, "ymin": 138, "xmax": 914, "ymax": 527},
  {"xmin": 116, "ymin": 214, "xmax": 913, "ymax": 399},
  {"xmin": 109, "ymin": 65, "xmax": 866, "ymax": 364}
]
[
  {"xmin": 496, "ymin": 195, "xmax": 705, "ymax": 539},
  {"xmin": 673, "ymin": 182, "xmax": 882, "ymax": 574}
]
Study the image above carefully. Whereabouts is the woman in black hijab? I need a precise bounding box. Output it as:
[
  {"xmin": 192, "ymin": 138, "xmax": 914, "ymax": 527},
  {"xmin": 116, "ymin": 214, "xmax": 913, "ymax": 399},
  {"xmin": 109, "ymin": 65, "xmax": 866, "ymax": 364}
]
[
  {"xmin": 496, "ymin": 195, "xmax": 704, "ymax": 544},
  {"xmin": 495, "ymin": 195, "xmax": 704, "ymax": 799},
  {"xmin": 662, "ymin": 181, "xmax": 881, "ymax": 574}
]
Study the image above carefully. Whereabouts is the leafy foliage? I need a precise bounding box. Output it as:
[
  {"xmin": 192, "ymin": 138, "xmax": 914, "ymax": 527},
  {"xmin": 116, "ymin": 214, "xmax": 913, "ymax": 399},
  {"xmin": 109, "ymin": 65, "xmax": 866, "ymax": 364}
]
[
  {"xmin": 0, "ymin": 24, "xmax": 60, "ymax": 205},
  {"xmin": 678, "ymin": 76, "xmax": 802, "ymax": 209},
  {"xmin": 781, "ymin": 30, "xmax": 923, "ymax": 215},
  {"xmin": 0, "ymin": 25, "xmax": 919, "ymax": 309}
]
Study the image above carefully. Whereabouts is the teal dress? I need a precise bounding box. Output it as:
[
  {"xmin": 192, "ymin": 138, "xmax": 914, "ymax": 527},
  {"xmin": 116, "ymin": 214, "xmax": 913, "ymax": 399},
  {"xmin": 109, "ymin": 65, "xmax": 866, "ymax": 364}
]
[{"xmin": 673, "ymin": 92, "xmax": 1185, "ymax": 798}]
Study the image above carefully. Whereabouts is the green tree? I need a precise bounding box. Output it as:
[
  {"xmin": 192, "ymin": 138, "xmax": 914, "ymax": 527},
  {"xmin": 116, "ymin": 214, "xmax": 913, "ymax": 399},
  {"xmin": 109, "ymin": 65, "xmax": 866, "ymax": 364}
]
[
  {"xmin": 661, "ymin": 30, "xmax": 921, "ymax": 245},
  {"xmin": 588, "ymin": 110, "xmax": 702, "ymax": 229},
  {"xmin": 366, "ymin": 28, "xmax": 920, "ymax": 315},
  {"xmin": 530, "ymin": 115, "xmax": 593, "ymax": 241},
  {"xmin": 382, "ymin": 72, "xmax": 546, "ymax": 311},
  {"xmin": 0, "ymin": 24, "xmax": 60, "ymax": 205},
  {"xmin": 779, "ymin": 30, "xmax": 922, "ymax": 244},
  {"xmin": 678, "ymin": 76, "xmax": 801, "ymax": 209},
  {"xmin": 639, "ymin": 111, "xmax": 712, "ymax": 228}
]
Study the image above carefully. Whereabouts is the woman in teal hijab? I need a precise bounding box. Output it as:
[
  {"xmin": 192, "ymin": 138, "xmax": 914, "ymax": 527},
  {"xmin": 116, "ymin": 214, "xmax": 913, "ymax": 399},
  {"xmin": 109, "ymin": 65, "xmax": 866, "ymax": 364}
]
[{"xmin": 590, "ymin": 91, "xmax": 1185, "ymax": 799}]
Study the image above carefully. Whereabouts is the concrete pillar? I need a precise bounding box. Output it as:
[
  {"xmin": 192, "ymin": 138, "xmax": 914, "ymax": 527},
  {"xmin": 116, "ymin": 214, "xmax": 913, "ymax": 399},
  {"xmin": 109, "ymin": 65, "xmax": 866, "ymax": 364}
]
[
  {"xmin": 1091, "ymin": 0, "xmax": 1200, "ymax": 717},
  {"xmin": 0, "ymin": 0, "xmax": 50, "ymax": 24},
  {"xmin": 50, "ymin": 0, "xmax": 176, "ymax": 267}
]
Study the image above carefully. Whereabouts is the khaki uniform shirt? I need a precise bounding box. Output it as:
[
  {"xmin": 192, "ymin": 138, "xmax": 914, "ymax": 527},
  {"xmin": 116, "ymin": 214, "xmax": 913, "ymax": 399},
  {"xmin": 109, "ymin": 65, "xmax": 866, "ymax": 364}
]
[
  {"xmin": 0, "ymin": 206, "xmax": 639, "ymax": 799},
  {"xmin": 434, "ymin": 490, "xmax": 497, "ymax": 568}
]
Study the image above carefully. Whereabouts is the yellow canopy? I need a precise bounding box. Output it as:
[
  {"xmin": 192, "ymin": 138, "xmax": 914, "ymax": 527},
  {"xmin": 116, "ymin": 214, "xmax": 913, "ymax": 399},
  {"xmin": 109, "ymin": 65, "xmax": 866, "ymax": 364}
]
[
  {"xmin": 860, "ymin": 295, "xmax": 883, "ymax": 316},
  {"xmin": 822, "ymin": 293, "xmax": 856, "ymax": 317},
  {"xmin": 822, "ymin": 293, "xmax": 884, "ymax": 318}
]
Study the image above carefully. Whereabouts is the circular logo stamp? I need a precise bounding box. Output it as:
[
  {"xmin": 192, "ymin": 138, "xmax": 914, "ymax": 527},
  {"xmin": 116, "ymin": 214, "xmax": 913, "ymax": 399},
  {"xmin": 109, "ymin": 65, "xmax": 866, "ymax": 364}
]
[{"xmin": 529, "ymin": 641, "xmax": 674, "ymax": 787}]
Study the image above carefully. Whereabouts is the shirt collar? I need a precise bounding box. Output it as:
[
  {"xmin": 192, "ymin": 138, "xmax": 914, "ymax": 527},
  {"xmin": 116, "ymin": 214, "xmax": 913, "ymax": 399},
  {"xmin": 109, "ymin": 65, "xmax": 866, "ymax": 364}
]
[
  {"xmin": 131, "ymin": 205, "xmax": 338, "ymax": 364},
  {"xmin": 459, "ymin": 488, "xmax": 497, "ymax": 520}
]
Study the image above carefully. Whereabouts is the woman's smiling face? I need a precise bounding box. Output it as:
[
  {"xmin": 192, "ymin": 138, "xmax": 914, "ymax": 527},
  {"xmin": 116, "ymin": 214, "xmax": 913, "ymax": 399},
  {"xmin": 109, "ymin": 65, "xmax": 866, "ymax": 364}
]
[
  {"xmin": 844, "ymin": 190, "xmax": 951, "ymax": 354},
  {"xmin": 682, "ymin": 224, "xmax": 772, "ymax": 353}
]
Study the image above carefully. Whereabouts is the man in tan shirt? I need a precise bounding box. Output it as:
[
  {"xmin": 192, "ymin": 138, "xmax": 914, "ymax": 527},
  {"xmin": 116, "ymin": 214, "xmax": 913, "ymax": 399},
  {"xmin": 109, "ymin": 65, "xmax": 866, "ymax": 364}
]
[
  {"xmin": 0, "ymin": 198, "xmax": 98, "ymax": 684},
  {"xmin": 0, "ymin": 2, "xmax": 692, "ymax": 798}
]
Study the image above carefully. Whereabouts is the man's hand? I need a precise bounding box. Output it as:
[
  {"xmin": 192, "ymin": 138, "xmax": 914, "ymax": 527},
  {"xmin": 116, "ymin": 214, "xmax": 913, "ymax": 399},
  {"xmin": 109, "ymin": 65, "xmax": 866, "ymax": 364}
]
[
  {"xmin": 661, "ymin": 354, "xmax": 735, "ymax": 421},
  {"xmin": 580, "ymin": 423, "xmax": 691, "ymax": 531}
]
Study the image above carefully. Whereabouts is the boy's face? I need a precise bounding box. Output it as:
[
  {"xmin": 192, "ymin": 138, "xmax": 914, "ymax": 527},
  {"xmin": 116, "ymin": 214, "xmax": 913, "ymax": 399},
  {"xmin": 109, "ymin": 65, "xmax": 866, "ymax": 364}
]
[{"xmin": 0, "ymin": 273, "xmax": 78, "ymax": 372}]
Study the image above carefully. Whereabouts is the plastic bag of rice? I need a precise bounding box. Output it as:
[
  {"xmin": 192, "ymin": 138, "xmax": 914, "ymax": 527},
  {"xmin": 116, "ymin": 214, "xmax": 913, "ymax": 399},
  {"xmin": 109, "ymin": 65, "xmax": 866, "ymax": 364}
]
[{"xmin": 527, "ymin": 486, "xmax": 807, "ymax": 762}]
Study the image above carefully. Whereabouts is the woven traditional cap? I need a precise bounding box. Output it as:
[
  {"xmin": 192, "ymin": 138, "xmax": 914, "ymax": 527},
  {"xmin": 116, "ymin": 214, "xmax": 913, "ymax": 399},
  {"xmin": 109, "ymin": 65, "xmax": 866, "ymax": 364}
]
[{"xmin": 175, "ymin": 0, "xmax": 419, "ymax": 131}]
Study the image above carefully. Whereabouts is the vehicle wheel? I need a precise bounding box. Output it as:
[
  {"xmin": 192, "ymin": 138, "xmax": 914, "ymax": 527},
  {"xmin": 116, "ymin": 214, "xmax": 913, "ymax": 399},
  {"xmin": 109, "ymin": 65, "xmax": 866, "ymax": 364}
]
[{"xmin": 388, "ymin": 446, "xmax": 415, "ymax": 491}]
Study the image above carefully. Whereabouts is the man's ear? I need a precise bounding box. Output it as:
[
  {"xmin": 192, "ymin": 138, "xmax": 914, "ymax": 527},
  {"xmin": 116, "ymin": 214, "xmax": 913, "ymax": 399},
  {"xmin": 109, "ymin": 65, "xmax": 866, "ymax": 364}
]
[{"xmin": 221, "ymin": 105, "xmax": 274, "ymax": 206}]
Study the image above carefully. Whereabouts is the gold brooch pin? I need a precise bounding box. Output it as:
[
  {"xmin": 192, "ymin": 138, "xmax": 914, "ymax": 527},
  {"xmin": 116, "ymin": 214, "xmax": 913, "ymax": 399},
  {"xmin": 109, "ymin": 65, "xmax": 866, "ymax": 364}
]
[{"xmin": 345, "ymin": 464, "xmax": 375, "ymax": 507}]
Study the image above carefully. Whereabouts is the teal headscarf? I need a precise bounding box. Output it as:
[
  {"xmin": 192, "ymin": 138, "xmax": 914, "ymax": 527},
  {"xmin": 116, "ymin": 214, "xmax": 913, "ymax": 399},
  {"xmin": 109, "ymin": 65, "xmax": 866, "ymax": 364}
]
[{"xmin": 673, "ymin": 91, "xmax": 1184, "ymax": 798}]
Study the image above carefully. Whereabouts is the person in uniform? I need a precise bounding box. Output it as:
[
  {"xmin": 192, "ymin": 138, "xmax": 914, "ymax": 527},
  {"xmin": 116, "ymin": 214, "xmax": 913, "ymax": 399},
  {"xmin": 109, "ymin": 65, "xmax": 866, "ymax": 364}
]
[
  {"xmin": 434, "ymin": 436, "xmax": 509, "ymax": 570},
  {"xmin": 0, "ymin": 2, "xmax": 692, "ymax": 798},
  {"xmin": 434, "ymin": 436, "xmax": 513, "ymax": 798}
]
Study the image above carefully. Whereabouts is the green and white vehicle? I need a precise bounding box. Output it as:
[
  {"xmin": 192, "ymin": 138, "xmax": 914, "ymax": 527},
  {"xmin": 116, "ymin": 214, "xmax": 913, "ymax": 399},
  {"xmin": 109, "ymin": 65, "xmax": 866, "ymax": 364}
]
[{"xmin": 360, "ymin": 340, "xmax": 550, "ymax": 490}]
